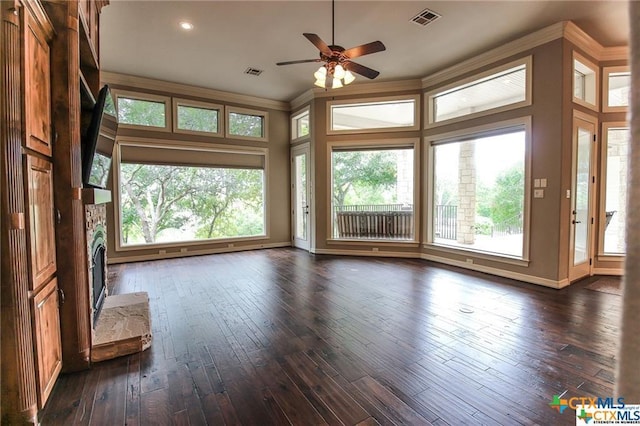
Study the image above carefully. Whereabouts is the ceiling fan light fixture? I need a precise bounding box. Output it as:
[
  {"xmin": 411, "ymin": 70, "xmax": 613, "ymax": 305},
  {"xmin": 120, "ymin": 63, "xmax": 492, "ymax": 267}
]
[
  {"xmin": 334, "ymin": 64, "xmax": 346, "ymax": 79},
  {"xmin": 332, "ymin": 78, "xmax": 343, "ymax": 89},
  {"xmin": 314, "ymin": 78, "xmax": 326, "ymax": 88},
  {"xmin": 314, "ymin": 65, "xmax": 327, "ymax": 80},
  {"xmin": 343, "ymin": 70, "xmax": 356, "ymax": 85}
]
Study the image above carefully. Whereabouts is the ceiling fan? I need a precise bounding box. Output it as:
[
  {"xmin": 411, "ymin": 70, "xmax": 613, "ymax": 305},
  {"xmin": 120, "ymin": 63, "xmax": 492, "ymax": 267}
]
[{"xmin": 276, "ymin": 0, "xmax": 386, "ymax": 89}]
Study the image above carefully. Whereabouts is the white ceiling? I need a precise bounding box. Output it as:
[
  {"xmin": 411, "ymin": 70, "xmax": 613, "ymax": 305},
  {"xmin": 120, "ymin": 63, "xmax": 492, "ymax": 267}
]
[{"xmin": 100, "ymin": 1, "xmax": 630, "ymax": 102}]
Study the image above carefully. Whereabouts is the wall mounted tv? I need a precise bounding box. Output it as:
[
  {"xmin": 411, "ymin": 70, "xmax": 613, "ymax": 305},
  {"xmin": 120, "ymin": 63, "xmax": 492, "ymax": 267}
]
[{"xmin": 82, "ymin": 85, "xmax": 118, "ymax": 189}]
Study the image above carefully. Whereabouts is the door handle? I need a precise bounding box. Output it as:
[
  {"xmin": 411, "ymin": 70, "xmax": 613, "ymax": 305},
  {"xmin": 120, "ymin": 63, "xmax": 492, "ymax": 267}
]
[{"xmin": 572, "ymin": 220, "xmax": 581, "ymax": 224}]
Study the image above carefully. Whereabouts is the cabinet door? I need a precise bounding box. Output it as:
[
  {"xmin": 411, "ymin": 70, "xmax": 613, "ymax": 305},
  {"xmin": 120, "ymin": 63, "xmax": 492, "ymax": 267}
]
[
  {"xmin": 32, "ymin": 277, "xmax": 63, "ymax": 406},
  {"xmin": 25, "ymin": 155, "xmax": 57, "ymax": 291},
  {"xmin": 24, "ymin": 8, "xmax": 52, "ymax": 156}
]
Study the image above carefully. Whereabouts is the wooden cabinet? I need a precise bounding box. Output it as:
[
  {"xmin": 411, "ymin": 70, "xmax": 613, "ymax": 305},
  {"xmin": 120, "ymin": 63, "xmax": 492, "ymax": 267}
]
[
  {"xmin": 25, "ymin": 155, "xmax": 57, "ymax": 290},
  {"xmin": 31, "ymin": 277, "xmax": 63, "ymax": 406},
  {"xmin": 24, "ymin": 6, "xmax": 52, "ymax": 157}
]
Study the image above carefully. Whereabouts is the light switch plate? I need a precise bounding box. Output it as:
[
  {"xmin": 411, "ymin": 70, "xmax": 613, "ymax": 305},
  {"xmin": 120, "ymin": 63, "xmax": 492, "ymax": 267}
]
[
  {"xmin": 534, "ymin": 179, "xmax": 541, "ymax": 188},
  {"xmin": 534, "ymin": 189, "xmax": 544, "ymax": 198},
  {"xmin": 540, "ymin": 178, "xmax": 547, "ymax": 188}
]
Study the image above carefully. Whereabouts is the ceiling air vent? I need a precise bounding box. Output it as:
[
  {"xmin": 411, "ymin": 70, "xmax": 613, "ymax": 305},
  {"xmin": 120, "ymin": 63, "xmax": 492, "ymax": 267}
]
[
  {"xmin": 410, "ymin": 8, "xmax": 441, "ymax": 27},
  {"xmin": 244, "ymin": 67, "xmax": 263, "ymax": 76}
]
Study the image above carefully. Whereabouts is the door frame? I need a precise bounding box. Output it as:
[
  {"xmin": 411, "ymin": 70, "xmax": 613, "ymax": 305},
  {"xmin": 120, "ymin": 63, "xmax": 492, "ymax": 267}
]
[
  {"xmin": 291, "ymin": 143, "xmax": 312, "ymax": 251},
  {"xmin": 568, "ymin": 111, "xmax": 598, "ymax": 282}
]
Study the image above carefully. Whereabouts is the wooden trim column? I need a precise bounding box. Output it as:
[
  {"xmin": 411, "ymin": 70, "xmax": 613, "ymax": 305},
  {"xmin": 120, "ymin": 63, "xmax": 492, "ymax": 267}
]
[
  {"xmin": 44, "ymin": 0, "xmax": 92, "ymax": 372},
  {"xmin": 1, "ymin": 1, "xmax": 39, "ymax": 422}
]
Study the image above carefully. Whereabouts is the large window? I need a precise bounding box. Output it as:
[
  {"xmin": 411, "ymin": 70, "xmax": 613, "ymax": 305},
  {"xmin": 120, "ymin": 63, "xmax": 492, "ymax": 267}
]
[
  {"xmin": 330, "ymin": 142, "xmax": 416, "ymax": 241},
  {"xmin": 430, "ymin": 122, "xmax": 528, "ymax": 259},
  {"xmin": 115, "ymin": 91, "xmax": 170, "ymax": 130},
  {"xmin": 328, "ymin": 95, "xmax": 419, "ymax": 134},
  {"xmin": 601, "ymin": 125, "xmax": 629, "ymax": 255},
  {"xmin": 427, "ymin": 57, "xmax": 531, "ymax": 126},
  {"xmin": 116, "ymin": 142, "xmax": 266, "ymax": 248}
]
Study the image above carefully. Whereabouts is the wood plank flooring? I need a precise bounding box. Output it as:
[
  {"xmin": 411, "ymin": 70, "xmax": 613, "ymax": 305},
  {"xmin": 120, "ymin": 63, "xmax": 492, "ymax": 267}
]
[{"xmin": 41, "ymin": 248, "xmax": 622, "ymax": 425}]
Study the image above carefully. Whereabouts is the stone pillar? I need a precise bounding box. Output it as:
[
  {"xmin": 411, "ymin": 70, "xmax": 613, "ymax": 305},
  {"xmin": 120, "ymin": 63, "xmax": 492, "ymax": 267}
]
[
  {"xmin": 616, "ymin": 0, "xmax": 640, "ymax": 400},
  {"xmin": 457, "ymin": 141, "xmax": 476, "ymax": 244}
]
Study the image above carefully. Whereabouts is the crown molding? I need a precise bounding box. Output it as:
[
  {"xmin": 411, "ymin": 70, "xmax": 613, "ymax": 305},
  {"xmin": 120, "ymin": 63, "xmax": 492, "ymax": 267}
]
[
  {"xmin": 101, "ymin": 71, "xmax": 290, "ymax": 112},
  {"xmin": 599, "ymin": 46, "xmax": 630, "ymax": 62},
  {"xmin": 421, "ymin": 20, "xmax": 629, "ymax": 90},
  {"xmin": 422, "ymin": 22, "xmax": 565, "ymax": 89},
  {"xmin": 290, "ymin": 89, "xmax": 315, "ymax": 111}
]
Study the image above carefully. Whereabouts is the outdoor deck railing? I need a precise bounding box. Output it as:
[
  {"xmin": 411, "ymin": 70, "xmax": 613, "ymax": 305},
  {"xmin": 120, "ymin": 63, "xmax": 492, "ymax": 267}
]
[{"xmin": 334, "ymin": 204, "xmax": 413, "ymax": 239}]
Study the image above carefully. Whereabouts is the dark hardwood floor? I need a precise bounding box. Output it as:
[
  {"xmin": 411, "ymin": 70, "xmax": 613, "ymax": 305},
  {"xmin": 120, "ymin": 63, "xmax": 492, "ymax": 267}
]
[{"xmin": 41, "ymin": 248, "xmax": 622, "ymax": 425}]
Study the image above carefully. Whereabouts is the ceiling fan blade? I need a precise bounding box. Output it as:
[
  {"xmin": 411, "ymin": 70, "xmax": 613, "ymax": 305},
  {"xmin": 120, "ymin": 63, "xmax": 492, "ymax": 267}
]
[
  {"xmin": 345, "ymin": 61, "xmax": 380, "ymax": 79},
  {"xmin": 303, "ymin": 33, "xmax": 333, "ymax": 56},
  {"xmin": 276, "ymin": 59, "xmax": 321, "ymax": 66},
  {"xmin": 343, "ymin": 41, "xmax": 386, "ymax": 59}
]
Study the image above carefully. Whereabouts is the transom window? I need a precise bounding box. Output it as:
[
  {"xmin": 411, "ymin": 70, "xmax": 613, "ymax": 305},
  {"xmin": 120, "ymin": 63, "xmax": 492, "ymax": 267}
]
[
  {"xmin": 572, "ymin": 53, "xmax": 599, "ymax": 110},
  {"xmin": 328, "ymin": 95, "xmax": 419, "ymax": 134},
  {"xmin": 430, "ymin": 120, "xmax": 529, "ymax": 259},
  {"xmin": 603, "ymin": 67, "xmax": 630, "ymax": 111},
  {"xmin": 173, "ymin": 98, "xmax": 223, "ymax": 136},
  {"xmin": 226, "ymin": 106, "xmax": 268, "ymax": 141},
  {"xmin": 427, "ymin": 57, "xmax": 531, "ymax": 126},
  {"xmin": 291, "ymin": 107, "xmax": 310, "ymax": 141},
  {"xmin": 115, "ymin": 91, "xmax": 170, "ymax": 131}
]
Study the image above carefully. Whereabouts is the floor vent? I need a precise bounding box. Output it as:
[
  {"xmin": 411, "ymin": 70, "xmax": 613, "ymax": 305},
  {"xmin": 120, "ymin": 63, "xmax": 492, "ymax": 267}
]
[
  {"xmin": 410, "ymin": 8, "xmax": 441, "ymax": 27},
  {"xmin": 244, "ymin": 67, "xmax": 263, "ymax": 76}
]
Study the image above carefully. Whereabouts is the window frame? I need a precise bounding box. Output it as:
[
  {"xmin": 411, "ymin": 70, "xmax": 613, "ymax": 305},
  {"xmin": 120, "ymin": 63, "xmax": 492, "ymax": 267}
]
[
  {"xmin": 225, "ymin": 106, "xmax": 269, "ymax": 142},
  {"xmin": 113, "ymin": 90, "xmax": 171, "ymax": 132},
  {"xmin": 425, "ymin": 56, "xmax": 532, "ymax": 128},
  {"xmin": 327, "ymin": 94, "xmax": 420, "ymax": 135},
  {"xmin": 602, "ymin": 66, "xmax": 630, "ymax": 113},
  {"xmin": 113, "ymin": 136, "xmax": 269, "ymax": 252},
  {"xmin": 424, "ymin": 116, "xmax": 532, "ymax": 265},
  {"xmin": 326, "ymin": 137, "xmax": 421, "ymax": 246},
  {"xmin": 597, "ymin": 122, "xmax": 628, "ymax": 260},
  {"xmin": 572, "ymin": 52, "xmax": 600, "ymax": 111},
  {"xmin": 291, "ymin": 105, "xmax": 311, "ymax": 142},
  {"xmin": 172, "ymin": 98, "xmax": 224, "ymax": 137}
]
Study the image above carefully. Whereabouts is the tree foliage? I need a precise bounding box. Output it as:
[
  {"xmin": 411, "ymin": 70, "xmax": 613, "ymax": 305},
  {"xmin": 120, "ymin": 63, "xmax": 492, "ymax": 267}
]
[
  {"xmin": 488, "ymin": 166, "xmax": 524, "ymax": 227},
  {"xmin": 120, "ymin": 164, "xmax": 264, "ymax": 244},
  {"xmin": 332, "ymin": 151, "xmax": 397, "ymax": 206}
]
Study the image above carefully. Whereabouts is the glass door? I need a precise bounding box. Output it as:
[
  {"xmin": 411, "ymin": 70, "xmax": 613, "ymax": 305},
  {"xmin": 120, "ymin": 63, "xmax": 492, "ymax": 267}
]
[
  {"xmin": 569, "ymin": 115, "xmax": 596, "ymax": 281},
  {"xmin": 291, "ymin": 144, "xmax": 311, "ymax": 251}
]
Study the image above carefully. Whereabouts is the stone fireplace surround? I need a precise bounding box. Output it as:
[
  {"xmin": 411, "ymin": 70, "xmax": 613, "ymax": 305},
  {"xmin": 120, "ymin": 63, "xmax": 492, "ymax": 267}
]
[{"xmin": 83, "ymin": 189, "xmax": 151, "ymax": 362}]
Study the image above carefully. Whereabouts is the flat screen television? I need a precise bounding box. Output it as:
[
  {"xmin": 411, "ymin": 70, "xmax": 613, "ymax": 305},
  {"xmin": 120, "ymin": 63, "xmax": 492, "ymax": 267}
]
[{"xmin": 82, "ymin": 85, "xmax": 118, "ymax": 189}]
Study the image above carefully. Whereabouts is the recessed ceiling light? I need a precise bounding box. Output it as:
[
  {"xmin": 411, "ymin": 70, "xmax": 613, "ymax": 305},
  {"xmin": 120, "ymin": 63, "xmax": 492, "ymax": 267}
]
[{"xmin": 179, "ymin": 21, "xmax": 194, "ymax": 31}]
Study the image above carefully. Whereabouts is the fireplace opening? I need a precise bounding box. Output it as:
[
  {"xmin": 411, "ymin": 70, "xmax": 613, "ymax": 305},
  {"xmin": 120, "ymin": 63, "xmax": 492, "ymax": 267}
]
[{"xmin": 91, "ymin": 235, "xmax": 107, "ymax": 325}]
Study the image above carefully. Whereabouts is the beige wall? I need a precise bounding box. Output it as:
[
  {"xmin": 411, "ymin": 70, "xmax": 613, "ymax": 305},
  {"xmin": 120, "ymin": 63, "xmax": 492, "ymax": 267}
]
[{"xmin": 102, "ymin": 79, "xmax": 291, "ymax": 263}]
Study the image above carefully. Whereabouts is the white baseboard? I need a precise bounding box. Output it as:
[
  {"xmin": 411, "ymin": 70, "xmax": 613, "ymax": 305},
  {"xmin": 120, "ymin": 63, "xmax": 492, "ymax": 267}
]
[{"xmin": 107, "ymin": 241, "xmax": 291, "ymax": 264}]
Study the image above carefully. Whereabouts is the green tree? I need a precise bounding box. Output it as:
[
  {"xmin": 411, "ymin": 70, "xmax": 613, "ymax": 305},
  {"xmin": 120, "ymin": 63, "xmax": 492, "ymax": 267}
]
[
  {"xmin": 332, "ymin": 151, "xmax": 397, "ymax": 207},
  {"xmin": 229, "ymin": 112, "xmax": 263, "ymax": 138},
  {"xmin": 489, "ymin": 165, "xmax": 524, "ymax": 227},
  {"xmin": 117, "ymin": 98, "xmax": 165, "ymax": 127},
  {"xmin": 120, "ymin": 164, "xmax": 197, "ymax": 243}
]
